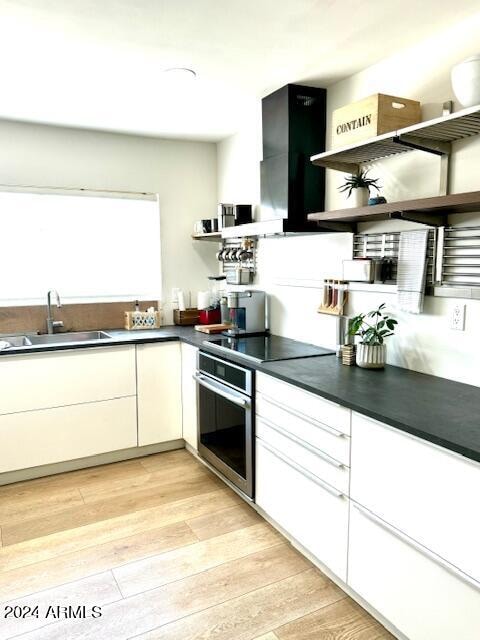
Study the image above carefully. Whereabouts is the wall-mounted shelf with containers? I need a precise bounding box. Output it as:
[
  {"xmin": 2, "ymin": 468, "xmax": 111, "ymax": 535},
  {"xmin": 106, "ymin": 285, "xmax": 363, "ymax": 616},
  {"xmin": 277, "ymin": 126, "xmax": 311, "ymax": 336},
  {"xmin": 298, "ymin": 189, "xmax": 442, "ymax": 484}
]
[
  {"xmin": 310, "ymin": 102, "xmax": 480, "ymax": 175},
  {"xmin": 191, "ymin": 231, "xmax": 222, "ymax": 242},
  {"xmin": 308, "ymin": 102, "xmax": 480, "ymax": 228},
  {"xmin": 309, "ymin": 102, "xmax": 480, "ymax": 300},
  {"xmin": 308, "ymin": 190, "xmax": 480, "ymax": 227}
]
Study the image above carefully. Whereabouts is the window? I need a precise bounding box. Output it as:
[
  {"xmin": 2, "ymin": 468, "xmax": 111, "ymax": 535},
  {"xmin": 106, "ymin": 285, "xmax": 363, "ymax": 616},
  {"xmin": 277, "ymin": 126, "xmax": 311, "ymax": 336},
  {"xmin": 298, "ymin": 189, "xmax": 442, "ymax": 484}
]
[{"xmin": 0, "ymin": 189, "xmax": 161, "ymax": 304}]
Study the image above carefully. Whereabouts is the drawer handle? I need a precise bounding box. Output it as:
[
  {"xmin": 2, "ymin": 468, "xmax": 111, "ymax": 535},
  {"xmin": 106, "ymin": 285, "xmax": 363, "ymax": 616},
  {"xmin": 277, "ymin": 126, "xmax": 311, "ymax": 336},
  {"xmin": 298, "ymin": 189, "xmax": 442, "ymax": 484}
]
[
  {"xmin": 259, "ymin": 394, "xmax": 345, "ymax": 437},
  {"xmin": 257, "ymin": 416, "xmax": 345, "ymax": 468},
  {"xmin": 257, "ymin": 437, "xmax": 345, "ymax": 499},
  {"xmin": 353, "ymin": 503, "xmax": 480, "ymax": 592}
]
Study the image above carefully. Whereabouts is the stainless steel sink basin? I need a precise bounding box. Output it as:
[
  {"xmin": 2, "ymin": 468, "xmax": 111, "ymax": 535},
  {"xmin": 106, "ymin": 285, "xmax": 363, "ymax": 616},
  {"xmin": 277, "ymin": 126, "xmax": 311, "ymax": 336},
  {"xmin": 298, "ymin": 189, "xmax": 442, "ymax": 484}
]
[
  {"xmin": 28, "ymin": 331, "xmax": 112, "ymax": 345},
  {"xmin": 0, "ymin": 335, "xmax": 33, "ymax": 349}
]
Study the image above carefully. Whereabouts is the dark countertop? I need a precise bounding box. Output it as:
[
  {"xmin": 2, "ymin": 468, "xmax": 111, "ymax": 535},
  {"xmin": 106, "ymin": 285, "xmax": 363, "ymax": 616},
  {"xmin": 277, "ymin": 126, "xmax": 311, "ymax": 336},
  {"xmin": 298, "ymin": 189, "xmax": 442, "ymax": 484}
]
[
  {"xmin": 1, "ymin": 325, "xmax": 479, "ymax": 464},
  {"xmin": 258, "ymin": 356, "xmax": 480, "ymax": 464}
]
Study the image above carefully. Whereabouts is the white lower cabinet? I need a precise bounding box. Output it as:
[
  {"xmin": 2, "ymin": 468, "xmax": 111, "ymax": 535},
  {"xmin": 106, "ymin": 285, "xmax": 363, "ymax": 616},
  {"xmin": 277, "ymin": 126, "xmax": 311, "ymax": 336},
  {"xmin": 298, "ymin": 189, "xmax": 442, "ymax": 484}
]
[
  {"xmin": 256, "ymin": 437, "xmax": 348, "ymax": 581},
  {"xmin": 256, "ymin": 417, "xmax": 349, "ymax": 494},
  {"xmin": 256, "ymin": 373, "xmax": 480, "ymax": 640},
  {"xmin": 0, "ymin": 397, "xmax": 137, "ymax": 473},
  {"xmin": 351, "ymin": 412, "xmax": 480, "ymax": 582},
  {"xmin": 137, "ymin": 342, "xmax": 182, "ymax": 446},
  {"xmin": 181, "ymin": 343, "xmax": 199, "ymax": 450},
  {"xmin": 256, "ymin": 371, "xmax": 351, "ymax": 435},
  {"xmin": 348, "ymin": 501, "xmax": 480, "ymax": 640},
  {"xmin": 0, "ymin": 346, "xmax": 136, "ymax": 415}
]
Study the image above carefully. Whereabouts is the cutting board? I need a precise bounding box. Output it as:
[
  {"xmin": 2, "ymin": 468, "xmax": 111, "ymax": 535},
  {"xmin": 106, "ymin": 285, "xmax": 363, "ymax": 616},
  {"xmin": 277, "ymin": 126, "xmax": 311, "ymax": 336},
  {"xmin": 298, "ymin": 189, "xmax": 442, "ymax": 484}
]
[{"xmin": 194, "ymin": 323, "xmax": 231, "ymax": 334}]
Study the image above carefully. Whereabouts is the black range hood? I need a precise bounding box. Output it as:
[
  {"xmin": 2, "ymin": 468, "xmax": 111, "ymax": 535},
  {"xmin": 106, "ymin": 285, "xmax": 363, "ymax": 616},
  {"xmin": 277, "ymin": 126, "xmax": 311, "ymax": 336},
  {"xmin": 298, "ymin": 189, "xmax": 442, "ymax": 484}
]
[
  {"xmin": 261, "ymin": 83, "xmax": 326, "ymax": 233},
  {"xmin": 224, "ymin": 83, "xmax": 348, "ymax": 237}
]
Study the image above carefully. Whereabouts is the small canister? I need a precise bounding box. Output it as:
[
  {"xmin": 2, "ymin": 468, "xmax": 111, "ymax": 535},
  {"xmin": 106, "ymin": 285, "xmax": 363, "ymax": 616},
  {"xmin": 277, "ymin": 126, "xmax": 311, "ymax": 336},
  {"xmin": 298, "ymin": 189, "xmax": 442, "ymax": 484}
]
[{"xmin": 218, "ymin": 203, "xmax": 235, "ymax": 229}]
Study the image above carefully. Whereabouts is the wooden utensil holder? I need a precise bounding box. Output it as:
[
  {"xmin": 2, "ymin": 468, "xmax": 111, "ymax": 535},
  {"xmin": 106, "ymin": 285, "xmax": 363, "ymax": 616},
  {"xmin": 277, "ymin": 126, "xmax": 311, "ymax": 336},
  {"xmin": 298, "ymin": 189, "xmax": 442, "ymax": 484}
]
[
  {"xmin": 174, "ymin": 308, "xmax": 200, "ymax": 326},
  {"xmin": 318, "ymin": 279, "xmax": 349, "ymax": 316}
]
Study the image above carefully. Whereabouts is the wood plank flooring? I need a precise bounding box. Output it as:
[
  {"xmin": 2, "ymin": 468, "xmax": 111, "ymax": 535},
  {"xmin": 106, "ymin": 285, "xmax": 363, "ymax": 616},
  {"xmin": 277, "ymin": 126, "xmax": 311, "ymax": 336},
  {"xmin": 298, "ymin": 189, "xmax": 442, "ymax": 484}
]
[{"xmin": 0, "ymin": 448, "xmax": 394, "ymax": 640}]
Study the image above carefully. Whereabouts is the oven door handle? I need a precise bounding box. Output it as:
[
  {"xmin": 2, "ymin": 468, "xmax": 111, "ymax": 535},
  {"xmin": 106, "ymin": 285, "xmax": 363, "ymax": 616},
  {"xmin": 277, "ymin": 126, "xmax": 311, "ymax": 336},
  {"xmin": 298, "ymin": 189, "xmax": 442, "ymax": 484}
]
[{"xmin": 193, "ymin": 373, "xmax": 250, "ymax": 408}]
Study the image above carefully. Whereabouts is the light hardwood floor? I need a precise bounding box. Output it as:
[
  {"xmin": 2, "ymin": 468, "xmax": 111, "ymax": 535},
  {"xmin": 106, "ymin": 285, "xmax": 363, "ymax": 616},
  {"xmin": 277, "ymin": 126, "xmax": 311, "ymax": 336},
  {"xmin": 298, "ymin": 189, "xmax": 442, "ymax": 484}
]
[{"xmin": 0, "ymin": 449, "xmax": 394, "ymax": 639}]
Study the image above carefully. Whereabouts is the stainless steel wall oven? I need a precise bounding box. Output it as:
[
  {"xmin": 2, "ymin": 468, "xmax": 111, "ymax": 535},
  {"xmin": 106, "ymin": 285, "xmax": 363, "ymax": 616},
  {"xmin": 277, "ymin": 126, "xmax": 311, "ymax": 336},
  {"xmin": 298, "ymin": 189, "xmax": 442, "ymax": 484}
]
[{"xmin": 194, "ymin": 351, "xmax": 254, "ymax": 499}]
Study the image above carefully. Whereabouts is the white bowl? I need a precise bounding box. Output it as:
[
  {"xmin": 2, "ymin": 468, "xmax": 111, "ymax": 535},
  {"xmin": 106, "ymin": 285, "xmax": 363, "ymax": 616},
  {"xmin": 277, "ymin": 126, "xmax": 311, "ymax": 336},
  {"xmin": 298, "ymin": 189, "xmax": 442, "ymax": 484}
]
[{"xmin": 451, "ymin": 55, "xmax": 480, "ymax": 107}]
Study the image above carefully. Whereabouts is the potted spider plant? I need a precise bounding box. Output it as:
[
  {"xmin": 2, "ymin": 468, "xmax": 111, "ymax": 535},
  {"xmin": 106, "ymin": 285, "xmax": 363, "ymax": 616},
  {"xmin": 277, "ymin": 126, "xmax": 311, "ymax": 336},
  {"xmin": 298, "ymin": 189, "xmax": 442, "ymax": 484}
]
[
  {"xmin": 338, "ymin": 169, "xmax": 382, "ymax": 208},
  {"xmin": 348, "ymin": 303, "xmax": 398, "ymax": 369}
]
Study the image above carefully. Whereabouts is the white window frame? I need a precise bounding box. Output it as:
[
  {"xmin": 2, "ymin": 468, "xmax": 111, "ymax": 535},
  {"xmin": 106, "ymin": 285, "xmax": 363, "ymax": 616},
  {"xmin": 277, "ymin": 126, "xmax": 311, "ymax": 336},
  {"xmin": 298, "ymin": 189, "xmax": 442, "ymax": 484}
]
[{"xmin": 0, "ymin": 184, "xmax": 161, "ymax": 306}]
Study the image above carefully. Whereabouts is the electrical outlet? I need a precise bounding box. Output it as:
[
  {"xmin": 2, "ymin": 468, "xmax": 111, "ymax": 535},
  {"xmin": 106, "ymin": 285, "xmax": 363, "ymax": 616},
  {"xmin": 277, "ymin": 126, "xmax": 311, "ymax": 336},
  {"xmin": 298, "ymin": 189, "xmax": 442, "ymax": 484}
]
[{"xmin": 450, "ymin": 303, "xmax": 466, "ymax": 331}]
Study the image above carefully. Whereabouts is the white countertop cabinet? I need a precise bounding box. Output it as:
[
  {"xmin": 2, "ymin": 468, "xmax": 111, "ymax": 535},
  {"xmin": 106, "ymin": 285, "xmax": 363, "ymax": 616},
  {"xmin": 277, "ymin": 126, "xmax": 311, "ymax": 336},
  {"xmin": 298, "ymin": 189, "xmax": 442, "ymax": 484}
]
[
  {"xmin": 0, "ymin": 346, "xmax": 137, "ymax": 474},
  {"xmin": 348, "ymin": 411, "xmax": 480, "ymax": 640},
  {"xmin": 0, "ymin": 342, "xmax": 185, "ymax": 477},
  {"xmin": 255, "ymin": 372, "xmax": 480, "ymax": 640},
  {"xmin": 136, "ymin": 342, "xmax": 183, "ymax": 446},
  {"xmin": 255, "ymin": 372, "xmax": 351, "ymax": 582}
]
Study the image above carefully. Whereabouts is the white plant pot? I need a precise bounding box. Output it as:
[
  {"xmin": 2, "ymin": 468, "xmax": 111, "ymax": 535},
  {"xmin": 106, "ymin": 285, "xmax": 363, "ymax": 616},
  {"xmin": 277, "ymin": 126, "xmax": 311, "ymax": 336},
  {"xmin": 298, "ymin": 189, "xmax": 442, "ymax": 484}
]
[
  {"xmin": 451, "ymin": 55, "xmax": 480, "ymax": 107},
  {"xmin": 356, "ymin": 343, "xmax": 386, "ymax": 369},
  {"xmin": 345, "ymin": 187, "xmax": 369, "ymax": 208}
]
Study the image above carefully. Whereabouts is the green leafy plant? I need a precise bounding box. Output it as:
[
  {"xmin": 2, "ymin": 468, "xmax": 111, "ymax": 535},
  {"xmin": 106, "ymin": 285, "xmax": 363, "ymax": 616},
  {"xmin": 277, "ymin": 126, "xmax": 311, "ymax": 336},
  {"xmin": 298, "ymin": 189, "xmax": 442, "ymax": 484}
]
[
  {"xmin": 338, "ymin": 169, "xmax": 381, "ymax": 199},
  {"xmin": 348, "ymin": 303, "xmax": 398, "ymax": 345}
]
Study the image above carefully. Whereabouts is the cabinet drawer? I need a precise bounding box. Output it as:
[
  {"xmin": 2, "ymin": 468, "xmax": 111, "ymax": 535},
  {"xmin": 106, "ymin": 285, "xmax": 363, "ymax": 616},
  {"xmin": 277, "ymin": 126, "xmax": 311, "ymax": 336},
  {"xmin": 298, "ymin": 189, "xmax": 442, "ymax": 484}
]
[
  {"xmin": 348, "ymin": 502, "xmax": 480, "ymax": 640},
  {"xmin": 256, "ymin": 392, "xmax": 350, "ymax": 465},
  {"xmin": 0, "ymin": 346, "xmax": 136, "ymax": 415},
  {"xmin": 0, "ymin": 397, "xmax": 137, "ymax": 473},
  {"xmin": 255, "ymin": 437, "xmax": 348, "ymax": 581},
  {"xmin": 351, "ymin": 412, "xmax": 480, "ymax": 582},
  {"xmin": 256, "ymin": 372, "xmax": 350, "ymax": 435},
  {"xmin": 256, "ymin": 417, "xmax": 349, "ymax": 494}
]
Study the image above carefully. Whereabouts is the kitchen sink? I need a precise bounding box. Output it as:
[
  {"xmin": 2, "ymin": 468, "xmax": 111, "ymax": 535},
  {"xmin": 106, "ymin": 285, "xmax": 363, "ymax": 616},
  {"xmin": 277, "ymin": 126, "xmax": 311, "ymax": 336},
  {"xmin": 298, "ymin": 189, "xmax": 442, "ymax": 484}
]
[
  {"xmin": 0, "ymin": 335, "xmax": 33, "ymax": 349},
  {"xmin": 28, "ymin": 331, "xmax": 112, "ymax": 345}
]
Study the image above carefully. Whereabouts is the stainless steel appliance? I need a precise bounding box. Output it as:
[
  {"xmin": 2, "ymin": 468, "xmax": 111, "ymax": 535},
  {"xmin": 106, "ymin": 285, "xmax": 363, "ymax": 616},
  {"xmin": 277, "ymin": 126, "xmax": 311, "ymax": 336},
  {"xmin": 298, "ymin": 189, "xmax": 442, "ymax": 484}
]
[
  {"xmin": 217, "ymin": 203, "xmax": 235, "ymax": 229},
  {"xmin": 195, "ymin": 351, "xmax": 254, "ymax": 499},
  {"xmin": 224, "ymin": 290, "xmax": 266, "ymax": 337}
]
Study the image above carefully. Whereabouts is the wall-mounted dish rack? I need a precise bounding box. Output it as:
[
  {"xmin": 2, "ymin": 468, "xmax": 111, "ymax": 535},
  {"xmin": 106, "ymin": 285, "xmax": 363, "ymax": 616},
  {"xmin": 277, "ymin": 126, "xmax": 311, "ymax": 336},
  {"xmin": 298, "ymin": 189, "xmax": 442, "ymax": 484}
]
[
  {"xmin": 354, "ymin": 225, "xmax": 480, "ymax": 299},
  {"xmin": 353, "ymin": 230, "xmax": 435, "ymax": 285}
]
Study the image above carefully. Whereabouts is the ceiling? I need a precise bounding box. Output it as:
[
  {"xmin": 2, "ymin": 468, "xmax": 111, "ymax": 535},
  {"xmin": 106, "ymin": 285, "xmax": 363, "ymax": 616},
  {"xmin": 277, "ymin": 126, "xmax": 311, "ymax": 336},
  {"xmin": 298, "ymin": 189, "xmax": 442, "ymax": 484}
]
[{"xmin": 0, "ymin": 0, "xmax": 479, "ymax": 141}]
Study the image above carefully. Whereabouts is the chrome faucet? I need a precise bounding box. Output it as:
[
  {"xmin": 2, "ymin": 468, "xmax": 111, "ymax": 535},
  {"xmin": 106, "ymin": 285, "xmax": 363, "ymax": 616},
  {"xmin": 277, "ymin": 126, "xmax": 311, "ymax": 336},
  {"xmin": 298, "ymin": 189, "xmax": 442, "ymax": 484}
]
[{"xmin": 46, "ymin": 289, "xmax": 64, "ymax": 334}]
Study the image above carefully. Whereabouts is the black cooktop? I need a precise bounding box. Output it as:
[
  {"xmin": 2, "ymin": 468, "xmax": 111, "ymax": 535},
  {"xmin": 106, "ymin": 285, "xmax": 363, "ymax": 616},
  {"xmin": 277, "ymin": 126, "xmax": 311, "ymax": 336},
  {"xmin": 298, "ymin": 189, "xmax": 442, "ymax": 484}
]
[{"xmin": 206, "ymin": 334, "xmax": 334, "ymax": 363}]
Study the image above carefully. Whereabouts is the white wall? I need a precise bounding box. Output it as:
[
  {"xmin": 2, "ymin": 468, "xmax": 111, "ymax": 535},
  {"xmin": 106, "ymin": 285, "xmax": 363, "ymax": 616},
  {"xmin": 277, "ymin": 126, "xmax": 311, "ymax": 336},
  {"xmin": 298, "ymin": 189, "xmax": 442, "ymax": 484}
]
[
  {"xmin": 217, "ymin": 12, "xmax": 480, "ymax": 387},
  {"xmin": 0, "ymin": 119, "xmax": 218, "ymax": 322},
  {"xmin": 216, "ymin": 103, "xmax": 262, "ymax": 218}
]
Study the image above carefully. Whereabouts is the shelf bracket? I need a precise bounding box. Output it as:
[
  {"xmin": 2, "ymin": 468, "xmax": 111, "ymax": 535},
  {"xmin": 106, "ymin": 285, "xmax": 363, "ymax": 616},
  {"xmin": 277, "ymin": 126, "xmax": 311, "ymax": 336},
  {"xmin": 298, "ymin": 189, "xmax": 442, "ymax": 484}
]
[
  {"xmin": 320, "ymin": 161, "xmax": 360, "ymax": 174},
  {"xmin": 393, "ymin": 100, "xmax": 453, "ymax": 197},
  {"xmin": 392, "ymin": 134, "xmax": 451, "ymax": 157},
  {"xmin": 390, "ymin": 211, "xmax": 447, "ymax": 227},
  {"xmin": 314, "ymin": 221, "xmax": 357, "ymax": 233},
  {"xmin": 439, "ymin": 100, "xmax": 453, "ymax": 196}
]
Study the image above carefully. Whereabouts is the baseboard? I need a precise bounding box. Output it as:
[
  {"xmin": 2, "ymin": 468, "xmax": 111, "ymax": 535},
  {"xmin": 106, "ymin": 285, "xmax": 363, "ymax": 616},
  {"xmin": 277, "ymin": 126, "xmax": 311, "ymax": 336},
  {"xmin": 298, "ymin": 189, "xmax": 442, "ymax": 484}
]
[
  {"xmin": 0, "ymin": 439, "xmax": 185, "ymax": 486},
  {"xmin": 184, "ymin": 442, "xmax": 198, "ymax": 457}
]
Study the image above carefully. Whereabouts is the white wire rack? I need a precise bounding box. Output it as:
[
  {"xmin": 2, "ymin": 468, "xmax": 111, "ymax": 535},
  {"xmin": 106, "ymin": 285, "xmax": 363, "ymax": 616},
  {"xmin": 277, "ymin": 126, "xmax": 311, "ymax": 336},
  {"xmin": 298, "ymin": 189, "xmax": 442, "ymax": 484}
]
[
  {"xmin": 353, "ymin": 230, "xmax": 435, "ymax": 285},
  {"xmin": 354, "ymin": 225, "xmax": 480, "ymax": 298}
]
